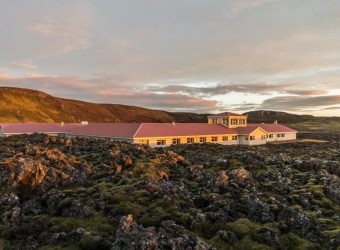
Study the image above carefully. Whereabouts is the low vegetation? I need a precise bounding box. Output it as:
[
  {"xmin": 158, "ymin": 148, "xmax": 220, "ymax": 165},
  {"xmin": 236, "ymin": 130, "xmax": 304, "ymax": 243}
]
[{"xmin": 0, "ymin": 133, "xmax": 339, "ymax": 249}]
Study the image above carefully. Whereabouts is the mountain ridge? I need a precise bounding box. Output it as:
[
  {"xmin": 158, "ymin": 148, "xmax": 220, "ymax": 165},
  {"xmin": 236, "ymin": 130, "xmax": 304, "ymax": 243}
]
[{"xmin": 0, "ymin": 87, "xmax": 174, "ymax": 123}]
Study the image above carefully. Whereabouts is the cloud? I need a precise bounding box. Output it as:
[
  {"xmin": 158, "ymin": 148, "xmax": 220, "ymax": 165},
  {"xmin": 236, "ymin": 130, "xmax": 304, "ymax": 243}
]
[
  {"xmin": 321, "ymin": 106, "xmax": 340, "ymax": 111},
  {"xmin": 149, "ymin": 83, "xmax": 327, "ymax": 97},
  {"xmin": 226, "ymin": 0, "xmax": 277, "ymax": 16},
  {"xmin": 3, "ymin": 62, "xmax": 37, "ymax": 70},
  {"xmin": 27, "ymin": 17, "xmax": 59, "ymax": 35},
  {"xmin": 0, "ymin": 74, "xmax": 18, "ymax": 80},
  {"xmin": 0, "ymin": 75, "xmax": 218, "ymax": 112},
  {"xmin": 288, "ymin": 89, "xmax": 327, "ymax": 96},
  {"xmin": 0, "ymin": 75, "xmax": 99, "ymax": 103},
  {"xmin": 1, "ymin": 1, "xmax": 340, "ymax": 116},
  {"xmin": 149, "ymin": 83, "xmax": 289, "ymax": 96},
  {"xmin": 27, "ymin": 17, "xmax": 90, "ymax": 52},
  {"xmin": 98, "ymin": 92, "xmax": 217, "ymax": 112},
  {"xmin": 260, "ymin": 95, "xmax": 340, "ymax": 111}
]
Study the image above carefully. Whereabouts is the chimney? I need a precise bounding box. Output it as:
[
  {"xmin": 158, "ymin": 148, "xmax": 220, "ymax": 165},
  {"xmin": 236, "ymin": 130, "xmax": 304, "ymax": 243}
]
[
  {"xmin": 61, "ymin": 122, "xmax": 64, "ymax": 127},
  {"xmin": 274, "ymin": 120, "xmax": 278, "ymax": 124}
]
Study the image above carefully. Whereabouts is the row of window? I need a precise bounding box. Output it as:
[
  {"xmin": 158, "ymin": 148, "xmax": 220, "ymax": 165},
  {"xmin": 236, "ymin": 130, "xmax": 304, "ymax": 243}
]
[
  {"xmin": 268, "ymin": 133, "xmax": 285, "ymax": 138},
  {"xmin": 156, "ymin": 136, "xmax": 239, "ymax": 145},
  {"xmin": 210, "ymin": 118, "xmax": 246, "ymax": 125},
  {"xmin": 245, "ymin": 134, "xmax": 285, "ymax": 141},
  {"xmin": 144, "ymin": 133, "xmax": 286, "ymax": 145},
  {"xmin": 231, "ymin": 118, "xmax": 246, "ymax": 125}
]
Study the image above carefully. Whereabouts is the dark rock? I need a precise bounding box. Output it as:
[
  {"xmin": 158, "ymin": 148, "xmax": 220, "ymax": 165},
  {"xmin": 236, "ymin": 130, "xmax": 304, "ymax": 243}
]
[{"xmin": 111, "ymin": 215, "xmax": 212, "ymax": 250}]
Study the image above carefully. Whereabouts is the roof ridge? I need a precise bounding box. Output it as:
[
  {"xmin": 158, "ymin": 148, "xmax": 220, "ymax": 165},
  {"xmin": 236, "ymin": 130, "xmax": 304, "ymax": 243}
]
[{"xmin": 132, "ymin": 123, "xmax": 144, "ymax": 138}]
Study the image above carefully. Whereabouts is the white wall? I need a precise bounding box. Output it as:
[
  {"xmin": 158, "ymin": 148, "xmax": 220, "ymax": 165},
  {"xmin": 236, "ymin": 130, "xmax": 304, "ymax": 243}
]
[
  {"xmin": 239, "ymin": 135, "xmax": 249, "ymax": 145},
  {"xmin": 239, "ymin": 135, "xmax": 267, "ymax": 145},
  {"xmin": 277, "ymin": 132, "xmax": 296, "ymax": 141},
  {"xmin": 249, "ymin": 137, "xmax": 267, "ymax": 145}
]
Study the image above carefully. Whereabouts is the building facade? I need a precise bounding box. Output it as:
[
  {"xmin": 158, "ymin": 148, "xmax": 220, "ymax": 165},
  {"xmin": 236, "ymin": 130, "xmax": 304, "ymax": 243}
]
[{"xmin": 0, "ymin": 112, "xmax": 297, "ymax": 147}]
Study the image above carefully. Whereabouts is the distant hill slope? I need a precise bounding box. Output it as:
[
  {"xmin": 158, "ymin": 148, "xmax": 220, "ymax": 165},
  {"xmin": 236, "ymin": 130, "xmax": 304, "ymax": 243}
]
[
  {"xmin": 245, "ymin": 110, "xmax": 314, "ymax": 123},
  {"xmin": 245, "ymin": 110, "xmax": 340, "ymax": 132},
  {"xmin": 0, "ymin": 87, "xmax": 174, "ymax": 123}
]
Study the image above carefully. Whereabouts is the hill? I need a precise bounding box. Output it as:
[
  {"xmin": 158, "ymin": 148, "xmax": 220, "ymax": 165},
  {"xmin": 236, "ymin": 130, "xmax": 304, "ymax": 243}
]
[
  {"xmin": 0, "ymin": 87, "xmax": 174, "ymax": 123},
  {"xmin": 245, "ymin": 110, "xmax": 340, "ymax": 132}
]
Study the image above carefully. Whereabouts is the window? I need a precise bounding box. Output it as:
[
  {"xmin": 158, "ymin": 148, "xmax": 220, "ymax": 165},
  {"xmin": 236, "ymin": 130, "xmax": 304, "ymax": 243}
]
[
  {"xmin": 199, "ymin": 137, "xmax": 206, "ymax": 143},
  {"xmin": 157, "ymin": 139, "xmax": 166, "ymax": 145},
  {"xmin": 250, "ymin": 136, "xmax": 255, "ymax": 140},
  {"xmin": 277, "ymin": 134, "xmax": 281, "ymax": 138},
  {"xmin": 211, "ymin": 118, "xmax": 217, "ymax": 124},
  {"xmin": 282, "ymin": 133, "xmax": 285, "ymax": 137},
  {"xmin": 239, "ymin": 119, "xmax": 246, "ymax": 125},
  {"xmin": 222, "ymin": 136, "xmax": 228, "ymax": 141},
  {"xmin": 187, "ymin": 137, "xmax": 194, "ymax": 144},
  {"xmin": 245, "ymin": 136, "xmax": 249, "ymax": 141},
  {"xmin": 211, "ymin": 136, "xmax": 218, "ymax": 142},
  {"xmin": 172, "ymin": 138, "xmax": 180, "ymax": 145},
  {"xmin": 261, "ymin": 135, "xmax": 266, "ymax": 140},
  {"xmin": 231, "ymin": 119, "xmax": 238, "ymax": 125},
  {"xmin": 232, "ymin": 135, "xmax": 238, "ymax": 140},
  {"xmin": 222, "ymin": 118, "xmax": 228, "ymax": 125},
  {"xmin": 139, "ymin": 139, "xmax": 149, "ymax": 145},
  {"xmin": 268, "ymin": 134, "xmax": 273, "ymax": 138}
]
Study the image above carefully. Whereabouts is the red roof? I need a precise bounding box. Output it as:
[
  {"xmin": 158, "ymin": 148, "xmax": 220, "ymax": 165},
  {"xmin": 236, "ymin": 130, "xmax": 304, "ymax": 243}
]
[
  {"xmin": 134, "ymin": 123, "xmax": 238, "ymax": 138},
  {"xmin": 237, "ymin": 125, "xmax": 262, "ymax": 135},
  {"xmin": 254, "ymin": 123, "xmax": 297, "ymax": 133},
  {"xmin": 0, "ymin": 123, "xmax": 82, "ymax": 134},
  {"xmin": 237, "ymin": 123, "xmax": 297, "ymax": 134},
  {"xmin": 208, "ymin": 112, "xmax": 247, "ymax": 117},
  {"xmin": 67, "ymin": 123, "xmax": 142, "ymax": 138}
]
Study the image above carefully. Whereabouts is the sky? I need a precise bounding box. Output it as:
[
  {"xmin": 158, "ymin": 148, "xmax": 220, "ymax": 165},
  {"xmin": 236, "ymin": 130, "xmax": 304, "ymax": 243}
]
[{"xmin": 0, "ymin": 0, "xmax": 340, "ymax": 116}]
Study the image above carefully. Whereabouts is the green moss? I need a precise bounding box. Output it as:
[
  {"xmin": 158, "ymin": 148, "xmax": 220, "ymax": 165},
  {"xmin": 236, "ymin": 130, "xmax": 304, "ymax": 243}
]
[
  {"xmin": 321, "ymin": 229, "xmax": 340, "ymax": 239},
  {"xmin": 237, "ymin": 235, "xmax": 272, "ymax": 250},
  {"xmin": 61, "ymin": 184, "xmax": 82, "ymax": 192},
  {"xmin": 78, "ymin": 234, "xmax": 111, "ymax": 250},
  {"xmin": 0, "ymin": 238, "xmax": 11, "ymax": 249},
  {"xmin": 192, "ymin": 222, "xmax": 229, "ymax": 239},
  {"xmin": 132, "ymin": 160, "xmax": 169, "ymax": 181},
  {"xmin": 173, "ymin": 212, "xmax": 192, "ymax": 226},
  {"xmin": 309, "ymin": 185, "xmax": 324, "ymax": 197},
  {"xmin": 208, "ymin": 235, "xmax": 232, "ymax": 249},
  {"xmin": 228, "ymin": 218, "xmax": 260, "ymax": 237},
  {"xmin": 27, "ymin": 214, "xmax": 115, "ymax": 234},
  {"xmin": 111, "ymin": 201, "xmax": 148, "ymax": 218},
  {"xmin": 279, "ymin": 233, "xmax": 320, "ymax": 250},
  {"xmin": 314, "ymin": 197, "xmax": 338, "ymax": 209},
  {"xmin": 39, "ymin": 245, "xmax": 79, "ymax": 250},
  {"xmin": 229, "ymin": 159, "xmax": 244, "ymax": 170},
  {"xmin": 207, "ymin": 165, "xmax": 220, "ymax": 174},
  {"xmin": 57, "ymin": 197, "xmax": 73, "ymax": 210}
]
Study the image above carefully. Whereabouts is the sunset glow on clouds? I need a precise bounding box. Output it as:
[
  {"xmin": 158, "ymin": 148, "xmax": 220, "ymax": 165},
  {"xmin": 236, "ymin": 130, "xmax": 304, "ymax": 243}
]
[{"xmin": 1, "ymin": 0, "xmax": 340, "ymax": 116}]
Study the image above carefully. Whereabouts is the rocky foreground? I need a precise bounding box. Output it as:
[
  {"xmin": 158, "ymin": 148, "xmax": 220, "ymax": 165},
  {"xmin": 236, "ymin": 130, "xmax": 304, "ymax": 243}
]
[{"xmin": 0, "ymin": 134, "xmax": 339, "ymax": 250}]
